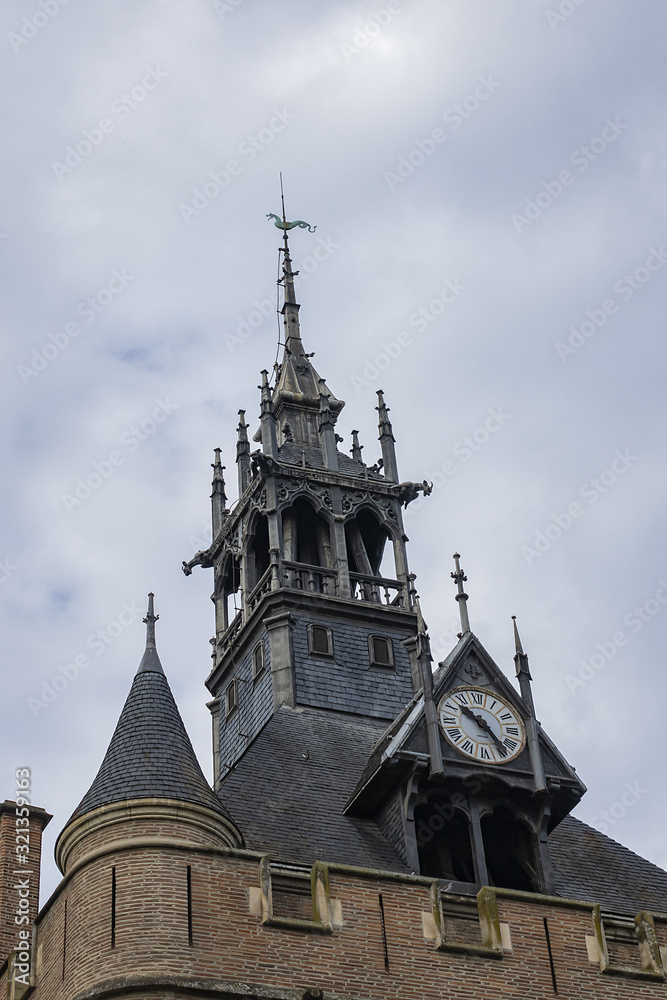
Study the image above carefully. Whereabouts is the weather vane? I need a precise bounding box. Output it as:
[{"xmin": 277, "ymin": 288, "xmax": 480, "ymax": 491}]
[{"xmin": 266, "ymin": 173, "xmax": 316, "ymax": 233}]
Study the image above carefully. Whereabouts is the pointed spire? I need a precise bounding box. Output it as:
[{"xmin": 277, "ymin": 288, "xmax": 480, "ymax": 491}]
[
  {"xmin": 512, "ymin": 615, "xmax": 535, "ymax": 717},
  {"xmin": 511, "ymin": 617, "xmax": 545, "ymax": 790},
  {"xmin": 211, "ymin": 448, "xmax": 228, "ymax": 537},
  {"xmin": 60, "ymin": 600, "xmax": 242, "ymax": 851},
  {"xmin": 413, "ymin": 594, "xmax": 444, "ymax": 778},
  {"xmin": 259, "ymin": 370, "xmax": 278, "ymax": 458},
  {"xmin": 138, "ymin": 593, "xmax": 163, "ymax": 674},
  {"xmin": 318, "ymin": 378, "xmax": 339, "ymax": 470},
  {"xmin": 451, "ymin": 553, "xmax": 471, "ymax": 635},
  {"xmin": 236, "ymin": 409, "xmax": 251, "ymax": 495},
  {"xmin": 350, "ymin": 429, "xmax": 364, "ymax": 463},
  {"xmin": 376, "ymin": 390, "xmax": 399, "ymax": 482}
]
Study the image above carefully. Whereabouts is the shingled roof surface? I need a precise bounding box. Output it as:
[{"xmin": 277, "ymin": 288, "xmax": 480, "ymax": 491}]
[
  {"xmin": 550, "ymin": 815, "xmax": 667, "ymax": 916},
  {"xmin": 219, "ymin": 704, "xmax": 410, "ymax": 871},
  {"xmin": 220, "ymin": 704, "xmax": 667, "ymax": 916},
  {"xmin": 69, "ymin": 656, "xmax": 232, "ymax": 823}
]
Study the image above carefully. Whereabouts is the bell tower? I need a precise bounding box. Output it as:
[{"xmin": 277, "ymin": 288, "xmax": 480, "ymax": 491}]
[{"xmin": 183, "ymin": 209, "xmax": 431, "ymax": 786}]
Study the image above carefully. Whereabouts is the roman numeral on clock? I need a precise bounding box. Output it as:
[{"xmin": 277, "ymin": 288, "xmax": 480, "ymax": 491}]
[
  {"xmin": 441, "ymin": 715, "xmax": 456, "ymax": 725},
  {"xmin": 447, "ymin": 728, "xmax": 463, "ymax": 742},
  {"xmin": 503, "ymin": 738, "xmax": 518, "ymax": 751},
  {"xmin": 461, "ymin": 740, "xmax": 475, "ymax": 754}
]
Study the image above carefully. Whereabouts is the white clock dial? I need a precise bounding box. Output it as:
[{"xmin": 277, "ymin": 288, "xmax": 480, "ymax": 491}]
[{"xmin": 437, "ymin": 687, "xmax": 526, "ymax": 763}]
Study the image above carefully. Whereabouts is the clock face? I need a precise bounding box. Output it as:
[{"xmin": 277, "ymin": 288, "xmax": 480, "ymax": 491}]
[{"xmin": 437, "ymin": 687, "xmax": 526, "ymax": 764}]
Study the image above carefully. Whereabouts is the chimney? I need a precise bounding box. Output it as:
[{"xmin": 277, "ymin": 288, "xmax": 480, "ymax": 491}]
[{"xmin": 0, "ymin": 799, "xmax": 52, "ymax": 969}]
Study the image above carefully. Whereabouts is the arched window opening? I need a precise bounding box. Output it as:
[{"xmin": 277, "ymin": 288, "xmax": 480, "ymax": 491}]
[
  {"xmin": 415, "ymin": 800, "xmax": 475, "ymax": 883},
  {"xmin": 282, "ymin": 498, "xmax": 332, "ymax": 568},
  {"xmin": 481, "ymin": 807, "xmax": 537, "ymax": 892},
  {"xmin": 248, "ymin": 514, "xmax": 270, "ymax": 591},
  {"xmin": 219, "ymin": 556, "xmax": 241, "ymax": 631},
  {"xmin": 345, "ymin": 509, "xmax": 390, "ymax": 576}
]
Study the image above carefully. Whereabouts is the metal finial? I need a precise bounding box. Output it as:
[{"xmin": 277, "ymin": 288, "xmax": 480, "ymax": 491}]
[
  {"xmin": 143, "ymin": 593, "xmax": 159, "ymax": 650},
  {"xmin": 511, "ymin": 615, "xmax": 524, "ymax": 656},
  {"xmin": 451, "ymin": 553, "xmax": 471, "ymax": 635}
]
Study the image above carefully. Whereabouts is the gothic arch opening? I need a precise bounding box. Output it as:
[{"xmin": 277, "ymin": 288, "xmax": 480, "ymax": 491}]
[
  {"xmin": 219, "ymin": 554, "xmax": 241, "ymax": 630},
  {"xmin": 282, "ymin": 497, "xmax": 333, "ymax": 568},
  {"xmin": 345, "ymin": 508, "xmax": 390, "ymax": 576},
  {"xmin": 480, "ymin": 806, "xmax": 537, "ymax": 892},
  {"xmin": 415, "ymin": 799, "xmax": 475, "ymax": 883},
  {"xmin": 247, "ymin": 513, "xmax": 270, "ymax": 591}
]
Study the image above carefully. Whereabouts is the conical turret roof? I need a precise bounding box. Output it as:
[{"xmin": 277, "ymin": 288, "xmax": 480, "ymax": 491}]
[{"xmin": 67, "ymin": 595, "xmax": 236, "ymax": 826}]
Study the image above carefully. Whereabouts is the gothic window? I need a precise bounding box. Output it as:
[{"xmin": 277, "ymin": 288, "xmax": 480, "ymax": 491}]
[
  {"xmin": 248, "ymin": 513, "xmax": 270, "ymax": 592},
  {"xmin": 415, "ymin": 800, "xmax": 475, "ymax": 883},
  {"xmin": 252, "ymin": 642, "xmax": 265, "ymax": 681},
  {"xmin": 282, "ymin": 497, "xmax": 332, "ymax": 568},
  {"xmin": 345, "ymin": 508, "xmax": 390, "ymax": 576},
  {"xmin": 225, "ymin": 679, "xmax": 239, "ymax": 717},
  {"xmin": 219, "ymin": 554, "xmax": 241, "ymax": 631},
  {"xmin": 308, "ymin": 624, "xmax": 333, "ymax": 657},
  {"xmin": 368, "ymin": 634, "xmax": 394, "ymax": 667},
  {"xmin": 480, "ymin": 807, "xmax": 537, "ymax": 892}
]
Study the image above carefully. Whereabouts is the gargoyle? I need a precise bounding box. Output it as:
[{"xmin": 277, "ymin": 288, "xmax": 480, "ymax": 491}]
[{"xmin": 395, "ymin": 480, "xmax": 433, "ymax": 508}]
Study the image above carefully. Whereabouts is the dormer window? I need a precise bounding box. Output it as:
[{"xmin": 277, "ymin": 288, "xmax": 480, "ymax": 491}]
[
  {"xmin": 308, "ymin": 624, "xmax": 333, "ymax": 656},
  {"xmin": 252, "ymin": 642, "xmax": 265, "ymax": 681},
  {"xmin": 369, "ymin": 635, "xmax": 393, "ymax": 667},
  {"xmin": 225, "ymin": 679, "xmax": 239, "ymax": 717}
]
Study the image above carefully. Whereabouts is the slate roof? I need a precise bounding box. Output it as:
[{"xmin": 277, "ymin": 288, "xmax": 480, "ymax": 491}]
[
  {"xmin": 550, "ymin": 815, "xmax": 667, "ymax": 916},
  {"xmin": 68, "ymin": 639, "xmax": 234, "ymax": 825},
  {"xmin": 219, "ymin": 704, "xmax": 667, "ymax": 916},
  {"xmin": 219, "ymin": 705, "xmax": 410, "ymax": 871}
]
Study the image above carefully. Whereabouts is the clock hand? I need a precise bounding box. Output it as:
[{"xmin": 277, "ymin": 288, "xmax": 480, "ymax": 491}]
[{"xmin": 459, "ymin": 704, "xmax": 507, "ymax": 756}]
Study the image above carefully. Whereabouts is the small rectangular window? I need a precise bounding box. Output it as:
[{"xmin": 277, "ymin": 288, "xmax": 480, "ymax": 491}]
[
  {"xmin": 225, "ymin": 679, "xmax": 238, "ymax": 717},
  {"xmin": 252, "ymin": 642, "xmax": 265, "ymax": 680},
  {"xmin": 369, "ymin": 635, "xmax": 394, "ymax": 667},
  {"xmin": 308, "ymin": 624, "xmax": 333, "ymax": 656}
]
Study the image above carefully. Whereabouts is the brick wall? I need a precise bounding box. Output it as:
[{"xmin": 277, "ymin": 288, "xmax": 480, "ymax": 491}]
[
  {"xmin": 0, "ymin": 801, "xmax": 50, "ymax": 968},
  {"xmin": 10, "ymin": 838, "xmax": 667, "ymax": 1000}
]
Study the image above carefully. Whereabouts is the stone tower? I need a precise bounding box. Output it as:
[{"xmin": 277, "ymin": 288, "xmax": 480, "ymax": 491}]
[
  {"xmin": 183, "ymin": 218, "xmax": 431, "ymax": 787},
  {"xmin": 4, "ymin": 218, "xmax": 667, "ymax": 999}
]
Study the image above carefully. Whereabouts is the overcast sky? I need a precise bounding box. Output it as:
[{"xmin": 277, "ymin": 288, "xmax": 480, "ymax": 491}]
[{"xmin": 2, "ymin": 0, "xmax": 666, "ymax": 904}]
